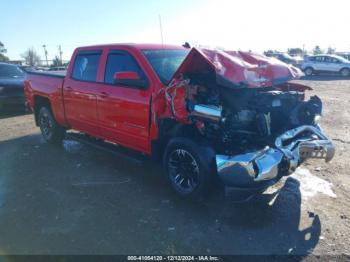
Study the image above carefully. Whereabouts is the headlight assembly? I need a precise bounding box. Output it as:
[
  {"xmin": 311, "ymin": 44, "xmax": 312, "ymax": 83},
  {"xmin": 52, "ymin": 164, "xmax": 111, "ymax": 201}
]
[{"xmin": 314, "ymin": 114, "xmax": 321, "ymax": 124}]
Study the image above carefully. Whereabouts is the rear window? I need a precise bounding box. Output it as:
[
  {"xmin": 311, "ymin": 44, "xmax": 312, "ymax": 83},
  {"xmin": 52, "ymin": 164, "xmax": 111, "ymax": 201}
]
[
  {"xmin": 0, "ymin": 64, "xmax": 24, "ymax": 78},
  {"xmin": 72, "ymin": 52, "xmax": 101, "ymax": 82}
]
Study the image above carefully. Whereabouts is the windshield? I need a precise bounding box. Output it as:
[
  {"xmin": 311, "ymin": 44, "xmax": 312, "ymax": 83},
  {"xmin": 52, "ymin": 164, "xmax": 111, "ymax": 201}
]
[
  {"xmin": 334, "ymin": 55, "xmax": 350, "ymax": 63},
  {"xmin": 0, "ymin": 64, "xmax": 25, "ymax": 78},
  {"xmin": 142, "ymin": 49, "xmax": 189, "ymax": 84}
]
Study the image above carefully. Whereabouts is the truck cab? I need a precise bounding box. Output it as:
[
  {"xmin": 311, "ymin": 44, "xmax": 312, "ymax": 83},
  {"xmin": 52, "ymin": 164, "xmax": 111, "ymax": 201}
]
[{"xmin": 25, "ymin": 44, "xmax": 189, "ymax": 154}]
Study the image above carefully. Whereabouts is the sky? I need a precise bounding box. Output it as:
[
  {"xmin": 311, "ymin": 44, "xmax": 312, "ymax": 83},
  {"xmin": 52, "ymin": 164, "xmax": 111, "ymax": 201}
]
[{"xmin": 1, "ymin": 0, "xmax": 349, "ymax": 61}]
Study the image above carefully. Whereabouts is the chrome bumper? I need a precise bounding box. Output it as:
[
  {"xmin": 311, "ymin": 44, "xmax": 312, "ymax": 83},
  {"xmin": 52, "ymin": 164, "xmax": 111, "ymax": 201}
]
[{"xmin": 216, "ymin": 125, "xmax": 335, "ymax": 188}]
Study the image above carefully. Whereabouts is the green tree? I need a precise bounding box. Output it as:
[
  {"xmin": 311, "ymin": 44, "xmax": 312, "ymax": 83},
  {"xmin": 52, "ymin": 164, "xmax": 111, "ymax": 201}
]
[
  {"xmin": 287, "ymin": 48, "xmax": 303, "ymax": 56},
  {"xmin": 0, "ymin": 41, "xmax": 10, "ymax": 62},
  {"xmin": 21, "ymin": 48, "xmax": 41, "ymax": 66},
  {"xmin": 327, "ymin": 46, "xmax": 336, "ymax": 54},
  {"xmin": 263, "ymin": 50, "xmax": 279, "ymax": 57},
  {"xmin": 313, "ymin": 45, "xmax": 324, "ymax": 55},
  {"xmin": 51, "ymin": 55, "xmax": 63, "ymax": 67}
]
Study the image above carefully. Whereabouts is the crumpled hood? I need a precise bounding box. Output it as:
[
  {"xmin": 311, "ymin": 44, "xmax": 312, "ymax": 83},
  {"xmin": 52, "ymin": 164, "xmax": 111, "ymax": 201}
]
[{"xmin": 171, "ymin": 48, "xmax": 303, "ymax": 88}]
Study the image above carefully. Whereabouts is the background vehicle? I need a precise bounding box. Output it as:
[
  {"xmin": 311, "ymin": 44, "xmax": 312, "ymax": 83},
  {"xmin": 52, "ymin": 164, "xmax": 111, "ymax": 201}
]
[
  {"xmin": 48, "ymin": 66, "xmax": 67, "ymax": 71},
  {"xmin": 0, "ymin": 62, "xmax": 26, "ymax": 112},
  {"xmin": 276, "ymin": 53, "xmax": 303, "ymax": 67},
  {"xmin": 336, "ymin": 52, "xmax": 350, "ymax": 61},
  {"xmin": 301, "ymin": 54, "xmax": 350, "ymax": 76},
  {"xmin": 265, "ymin": 52, "xmax": 303, "ymax": 67},
  {"xmin": 24, "ymin": 44, "xmax": 335, "ymax": 200}
]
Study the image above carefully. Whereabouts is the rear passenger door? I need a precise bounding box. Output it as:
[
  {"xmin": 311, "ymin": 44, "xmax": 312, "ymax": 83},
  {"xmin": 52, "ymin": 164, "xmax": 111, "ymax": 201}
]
[
  {"xmin": 63, "ymin": 51, "xmax": 102, "ymax": 137},
  {"xmin": 323, "ymin": 56, "xmax": 336, "ymax": 72},
  {"xmin": 313, "ymin": 56, "xmax": 326, "ymax": 71},
  {"xmin": 97, "ymin": 50, "xmax": 151, "ymax": 153}
]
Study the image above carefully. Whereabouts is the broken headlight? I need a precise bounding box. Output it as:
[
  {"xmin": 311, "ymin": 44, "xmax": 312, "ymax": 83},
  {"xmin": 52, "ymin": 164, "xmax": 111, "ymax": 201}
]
[{"xmin": 314, "ymin": 114, "xmax": 321, "ymax": 125}]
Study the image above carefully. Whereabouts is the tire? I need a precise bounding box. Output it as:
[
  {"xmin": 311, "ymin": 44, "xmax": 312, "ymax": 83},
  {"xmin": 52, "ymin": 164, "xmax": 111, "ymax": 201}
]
[
  {"xmin": 38, "ymin": 107, "xmax": 65, "ymax": 144},
  {"xmin": 304, "ymin": 67, "xmax": 314, "ymax": 76},
  {"xmin": 340, "ymin": 68, "xmax": 350, "ymax": 77},
  {"xmin": 163, "ymin": 137, "xmax": 216, "ymax": 199}
]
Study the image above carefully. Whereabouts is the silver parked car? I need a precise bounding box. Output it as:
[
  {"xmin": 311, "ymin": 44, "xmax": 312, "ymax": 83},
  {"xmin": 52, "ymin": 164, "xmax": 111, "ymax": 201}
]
[{"xmin": 301, "ymin": 55, "xmax": 350, "ymax": 77}]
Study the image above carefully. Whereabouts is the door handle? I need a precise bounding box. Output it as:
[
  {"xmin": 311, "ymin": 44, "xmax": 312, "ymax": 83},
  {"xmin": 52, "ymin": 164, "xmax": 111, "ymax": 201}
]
[
  {"xmin": 65, "ymin": 86, "xmax": 72, "ymax": 90},
  {"xmin": 100, "ymin": 92, "xmax": 109, "ymax": 98}
]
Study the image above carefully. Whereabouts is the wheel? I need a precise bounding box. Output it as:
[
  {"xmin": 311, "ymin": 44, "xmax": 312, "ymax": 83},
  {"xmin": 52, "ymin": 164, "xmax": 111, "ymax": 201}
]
[
  {"xmin": 340, "ymin": 68, "xmax": 350, "ymax": 77},
  {"xmin": 304, "ymin": 67, "xmax": 314, "ymax": 76},
  {"xmin": 163, "ymin": 137, "xmax": 216, "ymax": 199},
  {"xmin": 38, "ymin": 107, "xmax": 65, "ymax": 144}
]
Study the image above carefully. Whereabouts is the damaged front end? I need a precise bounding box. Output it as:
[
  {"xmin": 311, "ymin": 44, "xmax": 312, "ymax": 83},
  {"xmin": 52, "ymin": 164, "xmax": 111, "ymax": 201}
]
[
  {"xmin": 159, "ymin": 47, "xmax": 335, "ymax": 192},
  {"xmin": 216, "ymin": 125, "xmax": 335, "ymax": 190}
]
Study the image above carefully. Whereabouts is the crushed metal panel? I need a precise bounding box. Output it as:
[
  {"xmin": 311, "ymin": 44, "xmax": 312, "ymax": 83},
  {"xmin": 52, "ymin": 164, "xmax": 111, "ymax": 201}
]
[{"xmin": 171, "ymin": 48, "xmax": 304, "ymax": 88}]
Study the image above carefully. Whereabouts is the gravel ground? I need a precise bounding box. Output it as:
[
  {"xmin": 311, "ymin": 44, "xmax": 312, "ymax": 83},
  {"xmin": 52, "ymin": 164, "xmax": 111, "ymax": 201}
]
[{"xmin": 0, "ymin": 77, "xmax": 349, "ymax": 257}]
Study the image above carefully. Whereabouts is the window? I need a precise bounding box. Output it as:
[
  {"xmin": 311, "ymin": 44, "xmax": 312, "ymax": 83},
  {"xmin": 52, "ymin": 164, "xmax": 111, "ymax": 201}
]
[
  {"xmin": 0, "ymin": 64, "xmax": 24, "ymax": 78},
  {"xmin": 104, "ymin": 51, "xmax": 145, "ymax": 84},
  {"xmin": 331, "ymin": 57, "xmax": 340, "ymax": 63},
  {"xmin": 323, "ymin": 56, "xmax": 339, "ymax": 63},
  {"xmin": 142, "ymin": 49, "xmax": 189, "ymax": 84},
  {"xmin": 324, "ymin": 56, "xmax": 333, "ymax": 63},
  {"xmin": 72, "ymin": 52, "xmax": 101, "ymax": 82},
  {"xmin": 315, "ymin": 56, "xmax": 324, "ymax": 63}
]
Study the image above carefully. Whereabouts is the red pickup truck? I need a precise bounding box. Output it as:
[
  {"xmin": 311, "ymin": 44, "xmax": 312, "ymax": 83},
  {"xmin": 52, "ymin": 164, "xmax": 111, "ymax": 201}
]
[{"xmin": 24, "ymin": 43, "xmax": 335, "ymax": 199}]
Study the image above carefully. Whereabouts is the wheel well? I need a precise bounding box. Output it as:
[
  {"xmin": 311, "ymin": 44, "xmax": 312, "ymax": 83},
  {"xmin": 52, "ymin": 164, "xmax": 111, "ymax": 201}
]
[
  {"xmin": 304, "ymin": 67, "xmax": 313, "ymax": 71},
  {"xmin": 340, "ymin": 67, "xmax": 350, "ymax": 72},
  {"xmin": 151, "ymin": 118, "xmax": 202, "ymax": 160},
  {"xmin": 33, "ymin": 96, "xmax": 51, "ymax": 126}
]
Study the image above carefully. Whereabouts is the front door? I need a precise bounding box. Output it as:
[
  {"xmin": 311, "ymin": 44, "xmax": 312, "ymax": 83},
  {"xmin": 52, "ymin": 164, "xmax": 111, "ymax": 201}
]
[
  {"xmin": 97, "ymin": 50, "xmax": 151, "ymax": 153},
  {"xmin": 325, "ymin": 56, "xmax": 342, "ymax": 72}
]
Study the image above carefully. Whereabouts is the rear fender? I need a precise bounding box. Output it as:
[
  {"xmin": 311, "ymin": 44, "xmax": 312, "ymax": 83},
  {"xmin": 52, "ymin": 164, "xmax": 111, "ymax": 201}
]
[{"xmin": 33, "ymin": 95, "xmax": 51, "ymax": 126}]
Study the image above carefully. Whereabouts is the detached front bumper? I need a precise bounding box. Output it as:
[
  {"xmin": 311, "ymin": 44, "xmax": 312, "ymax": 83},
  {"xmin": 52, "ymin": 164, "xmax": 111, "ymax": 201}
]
[{"xmin": 216, "ymin": 125, "xmax": 335, "ymax": 190}]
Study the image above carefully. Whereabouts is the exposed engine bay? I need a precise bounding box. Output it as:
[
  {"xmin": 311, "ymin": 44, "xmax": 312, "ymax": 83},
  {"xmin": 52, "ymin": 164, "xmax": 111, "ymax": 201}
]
[{"xmin": 166, "ymin": 74, "xmax": 323, "ymax": 155}]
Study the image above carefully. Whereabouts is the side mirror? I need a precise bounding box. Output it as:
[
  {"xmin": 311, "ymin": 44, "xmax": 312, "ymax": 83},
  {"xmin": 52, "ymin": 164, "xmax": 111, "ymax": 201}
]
[{"xmin": 113, "ymin": 71, "xmax": 148, "ymax": 89}]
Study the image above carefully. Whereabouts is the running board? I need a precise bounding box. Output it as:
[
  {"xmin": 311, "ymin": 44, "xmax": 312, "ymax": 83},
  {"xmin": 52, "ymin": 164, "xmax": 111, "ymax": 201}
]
[{"xmin": 65, "ymin": 132, "xmax": 146, "ymax": 166}]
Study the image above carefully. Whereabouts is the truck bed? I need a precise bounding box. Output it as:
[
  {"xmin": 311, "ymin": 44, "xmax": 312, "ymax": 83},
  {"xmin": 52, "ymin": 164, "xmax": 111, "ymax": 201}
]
[
  {"xmin": 24, "ymin": 69, "xmax": 67, "ymax": 126},
  {"xmin": 24, "ymin": 69, "xmax": 66, "ymax": 78}
]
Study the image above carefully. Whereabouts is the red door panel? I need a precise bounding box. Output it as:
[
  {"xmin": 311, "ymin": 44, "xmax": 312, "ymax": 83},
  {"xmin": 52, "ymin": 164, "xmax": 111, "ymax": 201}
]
[
  {"xmin": 97, "ymin": 84, "xmax": 150, "ymax": 153},
  {"xmin": 63, "ymin": 51, "xmax": 102, "ymax": 137},
  {"xmin": 63, "ymin": 79, "xmax": 100, "ymax": 137},
  {"xmin": 96, "ymin": 49, "xmax": 151, "ymax": 153}
]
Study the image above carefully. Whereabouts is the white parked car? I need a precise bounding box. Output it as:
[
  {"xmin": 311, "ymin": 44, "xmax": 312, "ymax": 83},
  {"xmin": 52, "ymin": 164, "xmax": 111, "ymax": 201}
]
[{"xmin": 301, "ymin": 55, "xmax": 350, "ymax": 77}]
